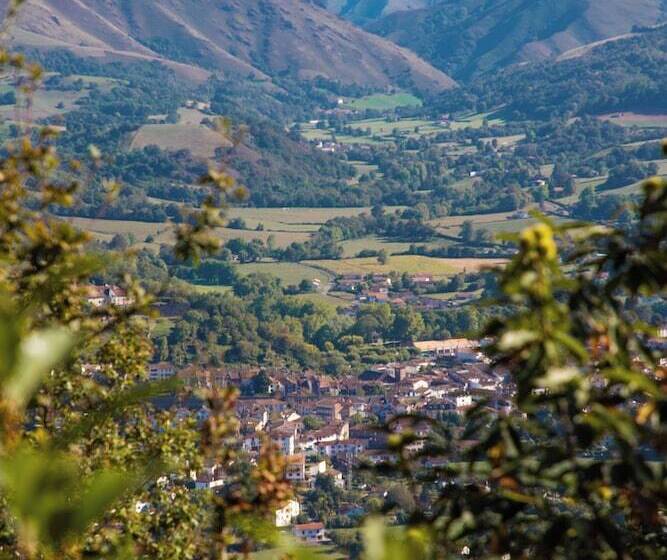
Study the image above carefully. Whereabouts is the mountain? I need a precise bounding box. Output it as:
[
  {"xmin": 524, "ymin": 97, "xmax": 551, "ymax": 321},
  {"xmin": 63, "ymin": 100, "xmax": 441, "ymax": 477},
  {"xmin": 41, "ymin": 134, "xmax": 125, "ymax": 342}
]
[
  {"xmin": 434, "ymin": 24, "xmax": 667, "ymax": 120},
  {"xmin": 363, "ymin": 0, "xmax": 667, "ymax": 78},
  {"xmin": 2, "ymin": 0, "xmax": 455, "ymax": 94}
]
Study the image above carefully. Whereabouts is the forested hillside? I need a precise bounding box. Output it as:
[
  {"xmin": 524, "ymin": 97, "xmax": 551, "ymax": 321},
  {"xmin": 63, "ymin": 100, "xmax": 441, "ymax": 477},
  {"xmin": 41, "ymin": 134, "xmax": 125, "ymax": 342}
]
[{"xmin": 434, "ymin": 24, "xmax": 667, "ymax": 118}]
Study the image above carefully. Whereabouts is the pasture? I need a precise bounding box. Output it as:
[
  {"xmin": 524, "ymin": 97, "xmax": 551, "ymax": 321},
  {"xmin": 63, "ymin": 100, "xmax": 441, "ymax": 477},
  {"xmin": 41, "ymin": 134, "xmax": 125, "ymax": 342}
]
[
  {"xmin": 130, "ymin": 123, "xmax": 225, "ymax": 159},
  {"xmin": 225, "ymin": 206, "xmax": 392, "ymax": 232},
  {"xmin": 309, "ymin": 255, "xmax": 505, "ymax": 277},
  {"xmin": 299, "ymin": 110, "xmax": 504, "ymax": 148},
  {"xmin": 345, "ymin": 92, "xmax": 422, "ymax": 111},
  {"xmin": 288, "ymin": 292, "xmax": 355, "ymax": 308},
  {"xmin": 598, "ymin": 112, "xmax": 667, "ymax": 129},
  {"xmin": 63, "ymin": 217, "xmax": 311, "ymax": 249},
  {"xmin": 236, "ymin": 262, "xmax": 333, "ymax": 286},
  {"xmin": 449, "ymin": 110, "xmax": 506, "ymax": 130},
  {"xmin": 339, "ymin": 236, "xmax": 414, "ymax": 258},
  {"xmin": 251, "ymin": 545, "xmax": 343, "ymax": 560},
  {"xmin": 0, "ymin": 88, "xmax": 84, "ymax": 121}
]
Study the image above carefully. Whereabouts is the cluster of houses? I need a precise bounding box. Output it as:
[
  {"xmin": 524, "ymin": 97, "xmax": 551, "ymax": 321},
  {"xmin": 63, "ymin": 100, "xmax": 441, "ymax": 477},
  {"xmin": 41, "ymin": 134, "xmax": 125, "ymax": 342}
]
[
  {"xmin": 146, "ymin": 336, "xmax": 513, "ymax": 537},
  {"xmin": 134, "ymin": 318, "xmax": 667, "ymax": 545},
  {"xmin": 334, "ymin": 273, "xmax": 477, "ymax": 310}
]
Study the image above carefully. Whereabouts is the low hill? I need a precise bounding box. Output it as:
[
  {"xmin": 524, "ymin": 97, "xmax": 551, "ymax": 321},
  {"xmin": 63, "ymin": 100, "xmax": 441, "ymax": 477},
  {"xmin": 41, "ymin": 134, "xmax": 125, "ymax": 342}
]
[
  {"xmin": 2, "ymin": 0, "xmax": 455, "ymax": 94},
  {"xmin": 365, "ymin": 0, "xmax": 667, "ymax": 78}
]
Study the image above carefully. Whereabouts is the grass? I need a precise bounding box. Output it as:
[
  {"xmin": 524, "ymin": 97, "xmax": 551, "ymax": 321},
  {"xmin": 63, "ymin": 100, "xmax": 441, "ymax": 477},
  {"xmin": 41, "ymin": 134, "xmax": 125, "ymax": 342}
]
[
  {"xmin": 224, "ymin": 207, "xmax": 399, "ymax": 232},
  {"xmin": 288, "ymin": 292, "xmax": 355, "ymax": 308},
  {"xmin": 348, "ymin": 117, "xmax": 444, "ymax": 137},
  {"xmin": 151, "ymin": 317, "xmax": 173, "ymax": 337},
  {"xmin": 187, "ymin": 284, "xmax": 232, "ymax": 294},
  {"xmin": 450, "ymin": 110, "xmax": 506, "ymax": 130},
  {"xmin": 251, "ymin": 545, "xmax": 344, "ymax": 560},
  {"xmin": 130, "ymin": 124, "xmax": 224, "ymax": 159},
  {"xmin": 236, "ymin": 262, "xmax": 334, "ymax": 286},
  {"xmin": 309, "ymin": 255, "xmax": 505, "ymax": 277},
  {"xmin": 345, "ymin": 92, "xmax": 422, "ymax": 111},
  {"xmin": 339, "ymin": 236, "xmax": 414, "ymax": 258},
  {"xmin": 598, "ymin": 112, "xmax": 667, "ymax": 128},
  {"xmin": 480, "ymin": 134, "xmax": 525, "ymax": 148},
  {"xmin": 428, "ymin": 210, "xmax": 517, "ymax": 235},
  {"xmin": 299, "ymin": 110, "xmax": 510, "ymax": 149},
  {"xmin": 63, "ymin": 217, "xmax": 311, "ymax": 249},
  {"xmin": 0, "ymin": 89, "xmax": 84, "ymax": 120}
]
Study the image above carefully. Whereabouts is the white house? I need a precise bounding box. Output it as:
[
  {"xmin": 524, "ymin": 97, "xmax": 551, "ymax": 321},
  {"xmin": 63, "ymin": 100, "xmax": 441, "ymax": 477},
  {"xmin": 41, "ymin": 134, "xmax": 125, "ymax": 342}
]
[
  {"xmin": 192, "ymin": 464, "xmax": 225, "ymax": 490},
  {"xmin": 148, "ymin": 362, "xmax": 175, "ymax": 381},
  {"xmin": 272, "ymin": 433, "xmax": 296, "ymax": 456},
  {"xmin": 293, "ymin": 522, "xmax": 326, "ymax": 543},
  {"xmin": 455, "ymin": 394, "xmax": 473, "ymax": 410}
]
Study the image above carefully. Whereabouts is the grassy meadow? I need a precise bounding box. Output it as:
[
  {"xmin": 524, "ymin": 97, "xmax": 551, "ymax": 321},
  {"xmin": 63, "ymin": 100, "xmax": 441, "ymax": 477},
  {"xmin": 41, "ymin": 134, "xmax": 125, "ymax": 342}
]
[
  {"xmin": 309, "ymin": 255, "xmax": 505, "ymax": 277},
  {"xmin": 345, "ymin": 92, "xmax": 422, "ymax": 111},
  {"xmin": 236, "ymin": 262, "xmax": 334, "ymax": 286}
]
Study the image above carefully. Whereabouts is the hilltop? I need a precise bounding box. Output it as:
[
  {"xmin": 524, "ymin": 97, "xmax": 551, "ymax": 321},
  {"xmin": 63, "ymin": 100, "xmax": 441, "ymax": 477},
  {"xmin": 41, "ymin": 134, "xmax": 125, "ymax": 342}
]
[{"xmin": 2, "ymin": 0, "xmax": 455, "ymax": 94}]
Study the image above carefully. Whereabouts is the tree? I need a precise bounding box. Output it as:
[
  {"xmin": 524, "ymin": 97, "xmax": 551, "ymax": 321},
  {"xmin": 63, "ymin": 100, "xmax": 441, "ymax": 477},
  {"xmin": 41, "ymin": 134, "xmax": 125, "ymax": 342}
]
[
  {"xmin": 250, "ymin": 370, "xmax": 271, "ymax": 395},
  {"xmin": 391, "ymin": 307, "xmax": 425, "ymax": 342},
  {"xmin": 460, "ymin": 220, "xmax": 474, "ymax": 242},
  {"xmin": 377, "ymin": 249, "xmax": 389, "ymax": 265}
]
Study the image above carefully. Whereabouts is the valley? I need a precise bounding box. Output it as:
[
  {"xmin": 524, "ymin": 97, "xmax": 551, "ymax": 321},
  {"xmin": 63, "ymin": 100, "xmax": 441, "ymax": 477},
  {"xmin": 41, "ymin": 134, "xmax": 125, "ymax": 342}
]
[{"xmin": 0, "ymin": 1, "xmax": 666, "ymax": 558}]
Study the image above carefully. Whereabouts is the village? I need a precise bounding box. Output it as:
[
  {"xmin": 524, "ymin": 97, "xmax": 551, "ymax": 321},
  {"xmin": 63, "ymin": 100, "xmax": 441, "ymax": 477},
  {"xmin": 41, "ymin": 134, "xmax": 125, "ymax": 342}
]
[
  {"xmin": 145, "ymin": 336, "xmax": 510, "ymax": 543},
  {"xmin": 84, "ymin": 281, "xmax": 667, "ymax": 547}
]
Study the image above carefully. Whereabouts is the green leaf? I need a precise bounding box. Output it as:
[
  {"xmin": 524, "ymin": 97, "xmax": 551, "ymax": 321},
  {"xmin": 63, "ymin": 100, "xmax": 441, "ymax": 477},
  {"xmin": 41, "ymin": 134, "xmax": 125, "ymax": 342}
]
[
  {"xmin": 536, "ymin": 367, "xmax": 582, "ymax": 390},
  {"xmin": 0, "ymin": 446, "xmax": 162, "ymax": 552},
  {"xmin": 4, "ymin": 327, "xmax": 73, "ymax": 409},
  {"xmin": 497, "ymin": 329, "xmax": 539, "ymax": 352}
]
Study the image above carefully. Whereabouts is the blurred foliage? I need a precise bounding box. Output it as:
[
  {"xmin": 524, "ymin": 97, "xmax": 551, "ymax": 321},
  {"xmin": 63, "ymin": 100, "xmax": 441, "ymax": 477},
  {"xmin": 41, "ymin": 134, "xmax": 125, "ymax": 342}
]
[{"xmin": 0, "ymin": 3, "xmax": 291, "ymax": 557}]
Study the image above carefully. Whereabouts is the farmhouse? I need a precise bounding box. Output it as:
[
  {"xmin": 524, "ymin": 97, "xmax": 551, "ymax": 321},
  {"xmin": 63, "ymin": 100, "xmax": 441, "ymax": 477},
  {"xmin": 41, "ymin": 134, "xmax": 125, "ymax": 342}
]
[
  {"xmin": 413, "ymin": 338, "xmax": 480, "ymax": 359},
  {"xmin": 293, "ymin": 522, "xmax": 326, "ymax": 543},
  {"xmin": 87, "ymin": 284, "xmax": 133, "ymax": 307}
]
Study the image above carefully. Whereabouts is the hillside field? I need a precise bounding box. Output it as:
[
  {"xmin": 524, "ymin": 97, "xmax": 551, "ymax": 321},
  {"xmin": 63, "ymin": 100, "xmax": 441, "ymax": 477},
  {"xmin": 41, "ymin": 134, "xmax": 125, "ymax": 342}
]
[
  {"xmin": 236, "ymin": 262, "xmax": 334, "ymax": 286},
  {"xmin": 345, "ymin": 92, "xmax": 422, "ymax": 111},
  {"xmin": 309, "ymin": 255, "xmax": 505, "ymax": 277}
]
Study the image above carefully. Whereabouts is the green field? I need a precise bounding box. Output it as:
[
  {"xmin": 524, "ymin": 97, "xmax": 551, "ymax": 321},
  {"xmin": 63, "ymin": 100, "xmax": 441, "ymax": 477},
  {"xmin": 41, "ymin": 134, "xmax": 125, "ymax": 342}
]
[
  {"xmin": 480, "ymin": 133, "xmax": 526, "ymax": 148},
  {"xmin": 236, "ymin": 262, "xmax": 333, "ymax": 286},
  {"xmin": 345, "ymin": 92, "xmax": 422, "ymax": 111},
  {"xmin": 225, "ymin": 206, "xmax": 401, "ymax": 232},
  {"xmin": 187, "ymin": 284, "xmax": 233, "ymax": 294},
  {"xmin": 348, "ymin": 117, "xmax": 446, "ymax": 138},
  {"xmin": 300, "ymin": 110, "xmax": 505, "ymax": 148},
  {"xmin": 64, "ymin": 217, "xmax": 311, "ymax": 249},
  {"xmin": 309, "ymin": 255, "xmax": 505, "ymax": 277},
  {"xmin": 251, "ymin": 545, "xmax": 343, "ymax": 560},
  {"xmin": 598, "ymin": 112, "xmax": 667, "ymax": 128},
  {"xmin": 288, "ymin": 292, "xmax": 355, "ymax": 308},
  {"xmin": 339, "ymin": 236, "xmax": 414, "ymax": 258},
  {"xmin": 450, "ymin": 110, "xmax": 506, "ymax": 130},
  {"xmin": 428, "ymin": 210, "xmax": 518, "ymax": 235},
  {"xmin": 0, "ymin": 88, "xmax": 85, "ymax": 120}
]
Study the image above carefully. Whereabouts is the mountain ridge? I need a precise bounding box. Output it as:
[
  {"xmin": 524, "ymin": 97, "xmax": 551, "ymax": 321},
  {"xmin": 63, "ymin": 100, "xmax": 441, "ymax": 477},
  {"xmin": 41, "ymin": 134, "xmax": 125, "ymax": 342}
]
[{"xmin": 2, "ymin": 0, "xmax": 456, "ymax": 93}]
